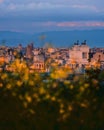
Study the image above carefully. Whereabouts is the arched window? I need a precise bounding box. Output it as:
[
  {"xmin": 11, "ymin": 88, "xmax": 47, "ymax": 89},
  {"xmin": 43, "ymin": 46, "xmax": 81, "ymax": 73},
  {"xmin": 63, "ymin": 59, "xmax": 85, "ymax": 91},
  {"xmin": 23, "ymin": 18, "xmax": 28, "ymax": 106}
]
[
  {"xmin": 41, "ymin": 64, "xmax": 43, "ymax": 68},
  {"xmin": 37, "ymin": 64, "xmax": 38, "ymax": 68},
  {"xmin": 39, "ymin": 64, "xmax": 41, "ymax": 69}
]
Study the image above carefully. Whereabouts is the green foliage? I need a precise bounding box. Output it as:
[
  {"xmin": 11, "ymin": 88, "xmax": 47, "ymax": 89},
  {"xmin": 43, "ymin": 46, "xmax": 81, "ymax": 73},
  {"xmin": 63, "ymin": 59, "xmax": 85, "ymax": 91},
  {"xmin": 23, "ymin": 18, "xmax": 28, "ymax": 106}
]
[{"xmin": 0, "ymin": 66, "xmax": 104, "ymax": 130}]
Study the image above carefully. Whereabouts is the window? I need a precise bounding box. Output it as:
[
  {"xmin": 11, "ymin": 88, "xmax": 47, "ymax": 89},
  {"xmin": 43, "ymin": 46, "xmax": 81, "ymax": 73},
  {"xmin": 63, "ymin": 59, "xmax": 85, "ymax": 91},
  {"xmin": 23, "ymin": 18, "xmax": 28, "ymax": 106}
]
[{"xmin": 82, "ymin": 52, "xmax": 87, "ymax": 59}]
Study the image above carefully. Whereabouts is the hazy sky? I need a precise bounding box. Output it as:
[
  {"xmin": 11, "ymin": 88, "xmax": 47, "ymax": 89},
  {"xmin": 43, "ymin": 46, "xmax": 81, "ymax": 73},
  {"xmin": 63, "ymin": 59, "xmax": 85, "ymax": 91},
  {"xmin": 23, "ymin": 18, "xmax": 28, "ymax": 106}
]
[{"xmin": 0, "ymin": 0, "xmax": 104, "ymax": 33}]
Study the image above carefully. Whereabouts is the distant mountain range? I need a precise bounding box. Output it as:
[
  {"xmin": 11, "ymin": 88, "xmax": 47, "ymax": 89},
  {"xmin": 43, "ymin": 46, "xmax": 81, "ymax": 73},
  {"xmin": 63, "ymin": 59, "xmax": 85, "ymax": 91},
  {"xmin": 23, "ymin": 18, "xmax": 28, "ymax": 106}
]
[{"xmin": 0, "ymin": 30, "xmax": 104, "ymax": 48}]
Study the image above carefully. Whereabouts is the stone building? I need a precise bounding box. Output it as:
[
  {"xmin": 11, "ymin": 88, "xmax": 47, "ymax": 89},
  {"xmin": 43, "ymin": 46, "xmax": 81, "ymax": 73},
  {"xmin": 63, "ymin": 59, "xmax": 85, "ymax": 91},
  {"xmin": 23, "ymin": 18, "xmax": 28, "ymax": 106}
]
[
  {"xmin": 69, "ymin": 41, "xmax": 90, "ymax": 68},
  {"xmin": 26, "ymin": 43, "xmax": 34, "ymax": 59},
  {"xmin": 32, "ymin": 50, "xmax": 45, "ymax": 71},
  {"xmin": 90, "ymin": 52, "xmax": 104, "ymax": 69}
]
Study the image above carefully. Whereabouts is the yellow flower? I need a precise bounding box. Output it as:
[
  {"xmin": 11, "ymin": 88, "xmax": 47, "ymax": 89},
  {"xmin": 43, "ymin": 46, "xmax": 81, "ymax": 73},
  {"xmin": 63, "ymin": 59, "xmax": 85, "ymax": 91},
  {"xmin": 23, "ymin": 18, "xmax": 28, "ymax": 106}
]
[
  {"xmin": 0, "ymin": 83, "xmax": 3, "ymax": 87},
  {"xmin": 52, "ymin": 82, "xmax": 57, "ymax": 88},
  {"xmin": 80, "ymin": 86, "xmax": 85, "ymax": 92},
  {"xmin": 60, "ymin": 103, "xmax": 64, "ymax": 108},
  {"xmin": 6, "ymin": 84, "xmax": 12, "ymax": 89},
  {"xmin": 25, "ymin": 95, "xmax": 32, "ymax": 103},
  {"xmin": 84, "ymin": 83, "xmax": 89, "ymax": 88},
  {"xmin": 68, "ymin": 105, "xmax": 73, "ymax": 111},
  {"xmin": 33, "ymin": 94, "xmax": 38, "ymax": 98},
  {"xmin": 16, "ymin": 81, "xmax": 23, "ymax": 87},
  {"xmin": 45, "ymin": 94, "xmax": 50, "ymax": 99},
  {"xmin": 51, "ymin": 96, "xmax": 56, "ymax": 101},
  {"xmin": 23, "ymin": 73, "xmax": 29, "ymax": 81},
  {"xmin": 80, "ymin": 103, "xmax": 87, "ymax": 108},
  {"xmin": 51, "ymin": 68, "xmax": 68, "ymax": 79},
  {"xmin": 29, "ymin": 109, "xmax": 35, "ymax": 114},
  {"xmin": 29, "ymin": 80, "xmax": 34, "ymax": 86},
  {"xmin": 59, "ymin": 109, "xmax": 64, "ymax": 114},
  {"xmin": 1, "ymin": 73, "xmax": 8, "ymax": 80},
  {"xmin": 64, "ymin": 80, "xmax": 70, "ymax": 85},
  {"xmin": 23, "ymin": 101, "xmax": 28, "ymax": 108},
  {"xmin": 39, "ymin": 87, "xmax": 46, "ymax": 95},
  {"xmin": 10, "ymin": 59, "xmax": 29, "ymax": 73},
  {"xmin": 19, "ymin": 95, "xmax": 23, "ymax": 100},
  {"xmin": 69, "ymin": 85, "xmax": 74, "ymax": 89}
]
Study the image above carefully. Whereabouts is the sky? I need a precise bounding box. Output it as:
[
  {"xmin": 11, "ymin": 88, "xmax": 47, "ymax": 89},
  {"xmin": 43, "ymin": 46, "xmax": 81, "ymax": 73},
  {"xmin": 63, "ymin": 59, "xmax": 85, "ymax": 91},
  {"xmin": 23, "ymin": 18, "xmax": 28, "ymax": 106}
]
[{"xmin": 0, "ymin": 0, "xmax": 104, "ymax": 33}]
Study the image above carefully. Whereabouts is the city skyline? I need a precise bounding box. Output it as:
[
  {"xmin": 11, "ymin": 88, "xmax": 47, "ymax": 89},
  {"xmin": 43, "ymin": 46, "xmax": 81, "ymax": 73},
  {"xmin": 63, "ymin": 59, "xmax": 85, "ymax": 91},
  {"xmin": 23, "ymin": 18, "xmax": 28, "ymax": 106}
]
[{"xmin": 0, "ymin": 0, "xmax": 104, "ymax": 33}]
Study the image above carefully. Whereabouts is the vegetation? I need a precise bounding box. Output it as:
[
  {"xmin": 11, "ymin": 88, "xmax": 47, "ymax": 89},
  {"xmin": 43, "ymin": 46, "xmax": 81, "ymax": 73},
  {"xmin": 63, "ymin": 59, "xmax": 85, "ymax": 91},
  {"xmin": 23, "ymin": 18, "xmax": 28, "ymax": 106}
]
[{"xmin": 0, "ymin": 60, "xmax": 104, "ymax": 130}]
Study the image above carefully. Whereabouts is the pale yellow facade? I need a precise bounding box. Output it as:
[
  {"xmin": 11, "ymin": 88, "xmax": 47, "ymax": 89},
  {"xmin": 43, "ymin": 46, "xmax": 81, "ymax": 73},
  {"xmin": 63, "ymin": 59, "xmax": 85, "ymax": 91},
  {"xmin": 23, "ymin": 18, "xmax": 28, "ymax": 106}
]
[{"xmin": 69, "ymin": 44, "xmax": 90, "ymax": 67}]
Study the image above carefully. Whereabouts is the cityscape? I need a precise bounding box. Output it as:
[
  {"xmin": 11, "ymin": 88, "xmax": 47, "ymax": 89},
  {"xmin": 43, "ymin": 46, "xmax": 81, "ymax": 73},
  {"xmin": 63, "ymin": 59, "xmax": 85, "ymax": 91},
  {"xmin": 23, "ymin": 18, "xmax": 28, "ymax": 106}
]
[{"xmin": 0, "ymin": 41, "xmax": 104, "ymax": 72}]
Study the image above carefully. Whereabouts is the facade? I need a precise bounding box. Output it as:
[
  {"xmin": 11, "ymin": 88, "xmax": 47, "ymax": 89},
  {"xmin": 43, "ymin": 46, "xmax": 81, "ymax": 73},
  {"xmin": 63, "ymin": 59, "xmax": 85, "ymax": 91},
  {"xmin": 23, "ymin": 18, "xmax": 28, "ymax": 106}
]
[
  {"xmin": 33, "ymin": 52, "xmax": 45, "ymax": 71},
  {"xmin": 69, "ymin": 42, "xmax": 90, "ymax": 68},
  {"xmin": 90, "ymin": 52, "xmax": 104, "ymax": 69},
  {"xmin": 26, "ymin": 43, "xmax": 34, "ymax": 59}
]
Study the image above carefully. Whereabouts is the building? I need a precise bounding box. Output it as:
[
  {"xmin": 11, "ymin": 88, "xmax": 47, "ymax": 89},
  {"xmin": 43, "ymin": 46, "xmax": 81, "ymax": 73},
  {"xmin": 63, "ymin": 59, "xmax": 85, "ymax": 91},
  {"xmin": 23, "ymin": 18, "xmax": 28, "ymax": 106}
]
[
  {"xmin": 69, "ymin": 41, "xmax": 90, "ymax": 68},
  {"xmin": 90, "ymin": 52, "xmax": 104, "ymax": 69},
  {"xmin": 32, "ymin": 50, "xmax": 45, "ymax": 71},
  {"xmin": 26, "ymin": 43, "xmax": 34, "ymax": 59}
]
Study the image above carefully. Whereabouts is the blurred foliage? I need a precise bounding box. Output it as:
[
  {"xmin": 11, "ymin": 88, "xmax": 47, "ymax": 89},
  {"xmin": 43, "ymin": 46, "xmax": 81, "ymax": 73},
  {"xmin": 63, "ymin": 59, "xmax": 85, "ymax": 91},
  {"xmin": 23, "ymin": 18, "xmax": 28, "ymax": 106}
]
[{"xmin": 0, "ymin": 60, "xmax": 104, "ymax": 130}]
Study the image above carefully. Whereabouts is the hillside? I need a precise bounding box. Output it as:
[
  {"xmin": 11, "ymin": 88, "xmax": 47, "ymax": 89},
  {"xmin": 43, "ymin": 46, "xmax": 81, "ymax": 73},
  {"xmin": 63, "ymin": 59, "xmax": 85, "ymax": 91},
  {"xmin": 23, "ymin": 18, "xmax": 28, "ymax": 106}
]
[{"xmin": 0, "ymin": 30, "xmax": 104, "ymax": 47}]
